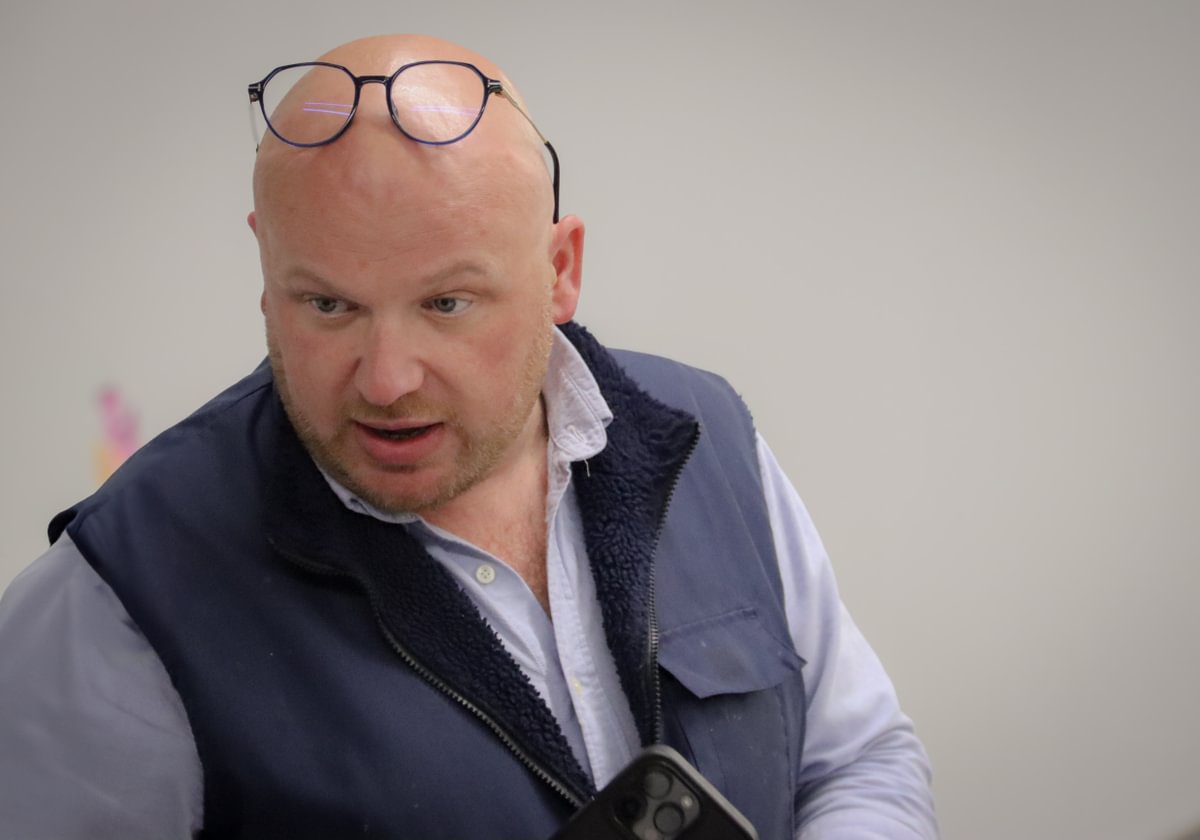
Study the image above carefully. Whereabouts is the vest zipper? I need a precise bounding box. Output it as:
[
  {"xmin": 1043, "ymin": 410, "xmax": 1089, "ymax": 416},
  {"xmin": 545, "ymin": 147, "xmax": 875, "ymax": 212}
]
[
  {"xmin": 375, "ymin": 613, "xmax": 587, "ymax": 809},
  {"xmin": 275, "ymin": 549, "xmax": 587, "ymax": 810},
  {"xmin": 647, "ymin": 425, "xmax": 701, "ymax": 744}
]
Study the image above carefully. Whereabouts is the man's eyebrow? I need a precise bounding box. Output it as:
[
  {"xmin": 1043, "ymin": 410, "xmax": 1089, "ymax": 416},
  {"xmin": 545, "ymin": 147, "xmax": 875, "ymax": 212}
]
[
  {"xmin": 279, "ymin": 260, "xmax": 492, "ymax": 295},
  {"xmin": 419, "ymin": 260, "xmax": 491, "ymax": 288},
  {"xmin": 280, "ymin": 266, "xmax": 341, "ymax": 293}
]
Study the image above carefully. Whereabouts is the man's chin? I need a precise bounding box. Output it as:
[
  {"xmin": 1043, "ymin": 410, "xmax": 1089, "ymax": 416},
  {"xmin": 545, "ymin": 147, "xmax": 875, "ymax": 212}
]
[
  {"xmin": 334, "ymin": 466, "xmax": 452, "ymax": 517},
  {"xmin": 306, "ymin": 436, "xmax": 459, "ymax": 515},
  {"xmin": 306, "ymin": 425, "xmax": 507, "ymax": 517}
]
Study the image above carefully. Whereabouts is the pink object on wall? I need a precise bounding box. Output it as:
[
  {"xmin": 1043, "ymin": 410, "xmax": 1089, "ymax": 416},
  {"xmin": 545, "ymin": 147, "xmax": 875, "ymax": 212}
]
[{"xmin": 94, "ymin": 385, "xmax": 139, "ymax": 484}]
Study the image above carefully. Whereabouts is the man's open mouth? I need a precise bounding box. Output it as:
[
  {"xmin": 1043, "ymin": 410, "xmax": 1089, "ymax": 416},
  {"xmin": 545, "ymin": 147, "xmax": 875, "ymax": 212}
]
[{"xmin": 365, "ymin": 423, "xmax": 437, "ymax": 441}]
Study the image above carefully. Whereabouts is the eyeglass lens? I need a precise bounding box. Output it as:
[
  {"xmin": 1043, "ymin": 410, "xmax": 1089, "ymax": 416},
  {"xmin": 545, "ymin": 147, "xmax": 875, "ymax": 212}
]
[{"xmin": 260, "ymin": 62, "xmax": 490, "ymax": 147}]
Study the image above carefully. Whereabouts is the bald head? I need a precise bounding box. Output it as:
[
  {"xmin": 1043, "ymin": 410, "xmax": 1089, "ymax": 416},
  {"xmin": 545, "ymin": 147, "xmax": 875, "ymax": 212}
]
[{"xmin": 251, "ymin": 34, "xmax": 554, "ymax": 236}]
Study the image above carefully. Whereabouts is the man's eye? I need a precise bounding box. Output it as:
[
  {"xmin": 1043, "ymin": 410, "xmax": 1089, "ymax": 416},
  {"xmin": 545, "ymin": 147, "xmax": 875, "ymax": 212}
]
[
  {"xmin": 308, "ymin": 296, "xmax": 348, "ymax": 316},
  {"xmin": 428, "ymin": 297, "xmax": 470, "ymax": 315}
]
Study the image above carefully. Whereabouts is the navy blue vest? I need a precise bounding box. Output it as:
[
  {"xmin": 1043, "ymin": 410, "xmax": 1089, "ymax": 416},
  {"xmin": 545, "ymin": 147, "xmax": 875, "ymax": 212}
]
[{"xmin": 50, "ymin": 324, "xmax": 806, "ymax": 840}]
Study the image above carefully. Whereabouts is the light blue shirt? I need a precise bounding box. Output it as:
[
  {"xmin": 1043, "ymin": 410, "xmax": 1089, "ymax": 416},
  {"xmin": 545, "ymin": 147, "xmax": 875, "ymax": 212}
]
[{"xmin": 0, "ymin": 333, "xmax": 937, "ymax": 838}]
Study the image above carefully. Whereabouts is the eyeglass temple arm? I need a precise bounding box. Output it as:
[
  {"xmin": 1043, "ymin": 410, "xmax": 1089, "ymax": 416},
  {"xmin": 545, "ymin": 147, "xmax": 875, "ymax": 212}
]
[
  {"xmin": 492, "ymin": 82, "xmax": 561, "ymax": 223},
  {"xmin": 247, "ymin": 83, "xmax": 265, "ymax": 151},
  {"xmin": 491, "ymin": 82, "xmax": 544, "ymax": 142}
]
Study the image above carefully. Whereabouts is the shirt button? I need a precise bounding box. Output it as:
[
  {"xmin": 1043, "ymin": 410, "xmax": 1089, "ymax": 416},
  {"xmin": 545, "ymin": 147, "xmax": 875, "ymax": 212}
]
[{"xmin": 475, "ymin": 563, "xmax": 496, "ymax": 585}]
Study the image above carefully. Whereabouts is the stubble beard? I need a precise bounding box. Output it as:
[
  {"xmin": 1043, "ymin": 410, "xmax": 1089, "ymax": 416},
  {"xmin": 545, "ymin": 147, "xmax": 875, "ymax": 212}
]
[{"xmin": 265, "ymin": 317, "xmax": 555, "ymax": 517}]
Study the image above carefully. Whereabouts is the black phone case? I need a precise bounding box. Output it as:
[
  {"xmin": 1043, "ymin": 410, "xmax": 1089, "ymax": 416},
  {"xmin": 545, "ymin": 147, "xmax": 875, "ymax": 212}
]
[{"xmin": 548, "ymin": 745, "xmax": 758, "ymax": 840}]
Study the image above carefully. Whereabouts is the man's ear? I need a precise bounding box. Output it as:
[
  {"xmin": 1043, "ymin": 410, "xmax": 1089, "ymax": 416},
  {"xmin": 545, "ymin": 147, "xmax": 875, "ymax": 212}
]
[
  {"xmin": 548, "ymin": 215, "xmax": 585, "ymax": 324},
  {"xmin": 247, "ymin": 211, "xmax": 258, "ymax": 235}
]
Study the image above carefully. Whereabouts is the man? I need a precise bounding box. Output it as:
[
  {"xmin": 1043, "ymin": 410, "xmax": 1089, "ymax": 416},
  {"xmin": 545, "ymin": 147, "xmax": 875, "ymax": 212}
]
[{"xmin": 0, "ymin": 35, "xmax": 937, "ymax": 839}]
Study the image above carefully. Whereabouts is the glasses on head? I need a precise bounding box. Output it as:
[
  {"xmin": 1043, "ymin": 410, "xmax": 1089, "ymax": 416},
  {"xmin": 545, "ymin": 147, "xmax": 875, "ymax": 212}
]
[{"xmin": 247, "ymin": 59, "xmax": 561, "ymax": 222}]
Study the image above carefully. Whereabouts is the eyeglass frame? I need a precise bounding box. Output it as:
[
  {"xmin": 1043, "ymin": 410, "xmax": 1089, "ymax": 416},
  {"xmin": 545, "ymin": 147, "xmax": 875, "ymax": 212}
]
[{"xmin": 247, "ymin": 59, "xmax": 561, "ymax": 223}]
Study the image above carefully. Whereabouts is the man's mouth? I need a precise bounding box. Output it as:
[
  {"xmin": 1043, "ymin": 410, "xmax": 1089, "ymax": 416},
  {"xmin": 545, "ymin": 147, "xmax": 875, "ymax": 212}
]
[
  {"xmin": 364, "ymin": 423, "xmax": 438, "ymax": 441},
  {"xmin": 362, "ymin": 422, "xmax": 444, "ymax": 444}
]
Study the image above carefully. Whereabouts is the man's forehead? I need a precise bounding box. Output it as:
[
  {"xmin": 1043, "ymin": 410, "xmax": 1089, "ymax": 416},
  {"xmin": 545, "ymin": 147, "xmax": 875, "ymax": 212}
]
[{"xmin": 315, "ymin": 34, "xmax": 505, "ymax": 81}]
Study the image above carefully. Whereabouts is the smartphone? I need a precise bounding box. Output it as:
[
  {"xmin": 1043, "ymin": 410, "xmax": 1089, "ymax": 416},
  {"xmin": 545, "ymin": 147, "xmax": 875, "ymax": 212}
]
[{"xmin": 548, "ymin": 745, "xmax": 758, "ymax": 840}]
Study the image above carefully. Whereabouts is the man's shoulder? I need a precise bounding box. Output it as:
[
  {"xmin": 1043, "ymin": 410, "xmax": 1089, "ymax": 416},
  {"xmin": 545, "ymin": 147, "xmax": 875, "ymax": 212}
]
[
  {"xmin": 611, "ymin": 346, "xmax": 738, "ymax": 394},
  {"xmin": 562, "ymin": 322, "xmax": 748, "ymax": 420},
  {"xmin": 49, "ymin": 361, "xmax": 278, "ymax": 543},
  {"xmin": 609, "ymin": 346, "xmax": 755, "ymax": 433},
  {"xmin": 111, "ymin": 360, "xmax": 276, "ymax": 484},
  {"xmin": 175, "ymin": 359, "xmax": 276, "ymax": 430}
]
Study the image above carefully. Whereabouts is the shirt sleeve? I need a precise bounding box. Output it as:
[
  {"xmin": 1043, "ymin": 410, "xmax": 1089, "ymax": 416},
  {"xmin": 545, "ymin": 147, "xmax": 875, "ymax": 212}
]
[
  {"xmin": 0, "ymin": 535, "xmax": 203, "ymax": 839},
  {"xmin": 756, "ymin": 434, "xmax": 939, "ymax": 840}
]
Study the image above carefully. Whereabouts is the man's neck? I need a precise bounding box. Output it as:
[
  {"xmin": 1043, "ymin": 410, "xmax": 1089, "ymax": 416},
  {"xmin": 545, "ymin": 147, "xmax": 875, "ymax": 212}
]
[{"xmin": 422, "ymin": 399, "xmax": 552, "ymax": 612}]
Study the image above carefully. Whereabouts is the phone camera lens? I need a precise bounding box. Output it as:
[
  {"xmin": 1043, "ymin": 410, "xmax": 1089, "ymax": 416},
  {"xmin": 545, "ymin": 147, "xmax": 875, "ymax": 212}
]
[
  {"xmin": 653, "ymin": 803, "xmax": 685, "ymax": 835},
  {"xmin": 615, "ymin": 793, "xmax": 645, "ymax": 822},
  {"xmin": 642, "ymin": 769, "xmax": 672, "ymax": 798}
]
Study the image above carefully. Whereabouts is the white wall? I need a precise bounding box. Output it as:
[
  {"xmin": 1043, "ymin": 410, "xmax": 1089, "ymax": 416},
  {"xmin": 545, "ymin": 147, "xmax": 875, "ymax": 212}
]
[{"xmin": 2, "ymin": 2, "xmax": 1197, "ymax": 838}]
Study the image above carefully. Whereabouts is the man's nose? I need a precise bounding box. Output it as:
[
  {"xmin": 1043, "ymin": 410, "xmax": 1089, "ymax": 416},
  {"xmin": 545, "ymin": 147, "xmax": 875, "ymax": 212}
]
[{"xmin": 354, "ymin": 319, "xmax": 425, "ymax": 407}]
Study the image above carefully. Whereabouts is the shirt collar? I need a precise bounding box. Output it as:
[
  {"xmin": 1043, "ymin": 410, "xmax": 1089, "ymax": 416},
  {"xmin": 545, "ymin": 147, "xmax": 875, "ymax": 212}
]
[{"xmin": 321, "ymin": 327, "xmax": 613, "ymax": 524}]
